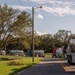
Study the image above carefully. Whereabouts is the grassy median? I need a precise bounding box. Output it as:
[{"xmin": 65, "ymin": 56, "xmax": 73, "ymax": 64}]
[{"xmin": 0, "ymin": 55, "xmax": 42, "ymax": 75}]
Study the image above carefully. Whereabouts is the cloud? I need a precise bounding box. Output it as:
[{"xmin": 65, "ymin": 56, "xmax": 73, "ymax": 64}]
[
  {"xmin": 22, "ymin": 0, "xmax": 27, "ymax": 2},
  {"xmin": 10, "ymin": 5, "xmax": 31, "ymax": 10},
  {"xmin": 9, "ymin": 0, "xmax": 75, "ymax": 17},
  {"xmin": 42, "ymin": 6, "xmax": 75, "ymax": 17},
  {"xmin": 36, "ymin": 31, "xmax": 47, "ymax": 35},
  {"xmin": 30, "ymin": 0, "xmax": 71, "ymax": 5},
  {"xmin": 30, "ymin": 0, "xmax": 75, "ymax": 16},
  {"xmin": 36, "ymin": 14, "xmax": 44, "ymax": 19},
  {"xmin": 31, "ymin": 0, "xmax": 45, "ymax": 4}
]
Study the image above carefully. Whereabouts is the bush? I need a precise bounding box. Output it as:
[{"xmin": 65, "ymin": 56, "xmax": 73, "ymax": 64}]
[{"xmin": 8, "ymin": 60, "xmax": 24, "ymax": 65}]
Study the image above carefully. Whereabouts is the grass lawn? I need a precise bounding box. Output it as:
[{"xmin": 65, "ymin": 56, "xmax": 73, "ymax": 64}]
[{"xmin": 0, "ymin": 55, "xmax": 42, "ymax": 75}]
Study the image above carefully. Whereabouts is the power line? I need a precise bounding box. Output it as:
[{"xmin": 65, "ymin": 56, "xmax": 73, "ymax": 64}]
[
  {"xmin": 17, "ymin": 0, "xmax": 25, "ymax": 6},
  {"xmin": 16, "ymin": 0, "xmax": 57, "ymax": 34},
  {"xmin": 16, "ymin": 0, "xmax": 31, "ymax": 12},
  {"xmin": 34, "ymin": 12, "xmax": 57, "ymax": 34},
  {"xmin": 41, "ymin": 19, "xmax": 56, "ymax": 32}
]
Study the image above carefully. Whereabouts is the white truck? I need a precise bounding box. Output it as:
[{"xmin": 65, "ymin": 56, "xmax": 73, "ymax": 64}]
[{"xmin": 67, "ymin": 39, "xmax": 75, "ymax": 64}]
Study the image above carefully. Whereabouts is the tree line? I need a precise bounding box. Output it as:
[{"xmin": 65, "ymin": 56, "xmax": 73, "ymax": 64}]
[{"xmin": 0, "ymin": 4, "xmax": 75, "ymax": 53}]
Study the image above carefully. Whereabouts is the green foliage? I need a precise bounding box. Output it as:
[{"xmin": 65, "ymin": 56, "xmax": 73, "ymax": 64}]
[
  {"xmin": 1, "ymin": 4, "xmax": 75, "ymax": 53},
  {"xmin": 0, "ymin": 55, "xmax": 42, "ymax": 75},
  {"xmin": 0, "ymin": 4, "xmax": 32, "ymax": 49}
]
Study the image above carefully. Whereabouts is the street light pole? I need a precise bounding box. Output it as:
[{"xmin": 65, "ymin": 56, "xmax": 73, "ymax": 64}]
[{"xmin": 32, "ymin": 6, "xmax": 42, "ymax": 62}]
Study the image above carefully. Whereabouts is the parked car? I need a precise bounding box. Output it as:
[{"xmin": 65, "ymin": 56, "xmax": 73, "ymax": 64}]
[
  {"xmin": 0, "ymin": 50, "xmax": 6, "ymax": 55},
  {"xmin": 26, "ymin": 49, "xmax": 45, "ymax": 57},
  {"xmin": 26, "ymin": 49, "xmax": 31, "ymax": 56},
  {"xmin": 34, "ymin": 50, "xmax": 45, "ymax": 57},
  {"xmin": 7, "ymin": 50, "xmax": 25, "ymax": 56}
]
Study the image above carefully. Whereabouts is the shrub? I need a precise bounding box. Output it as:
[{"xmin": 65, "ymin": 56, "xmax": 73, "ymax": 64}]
[{"xmin": 8, "ymin": 60, "xmax": 24, "ymax": 65}]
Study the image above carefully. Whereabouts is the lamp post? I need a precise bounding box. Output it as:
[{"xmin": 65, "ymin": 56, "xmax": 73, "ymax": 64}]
[{"xmin": 32, "ymin": 6, "xmax": 42, "ymax": 62}]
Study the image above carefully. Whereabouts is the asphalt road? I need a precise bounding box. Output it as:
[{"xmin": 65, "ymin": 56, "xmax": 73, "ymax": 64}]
[{"xmin": 15, "ymin": 57, "xmax": 75, "ymax": 75}]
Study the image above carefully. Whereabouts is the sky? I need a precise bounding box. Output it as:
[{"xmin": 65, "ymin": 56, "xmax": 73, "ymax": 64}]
[{"xmin": 1, "ymin": 0, "xmax": 75, "ymax": 35}]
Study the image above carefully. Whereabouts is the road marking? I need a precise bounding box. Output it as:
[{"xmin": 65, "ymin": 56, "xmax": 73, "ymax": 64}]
[
  {"xmin": 40, "ymin": 58, "xmax": 75, "ymax": 72},
  {"xmin": 60, "ymin": 62, "xmax": 75, "ymax": 72},
  {"xmin": 60, "ymin": 61, "xmax": 71, "ymax": 72}
]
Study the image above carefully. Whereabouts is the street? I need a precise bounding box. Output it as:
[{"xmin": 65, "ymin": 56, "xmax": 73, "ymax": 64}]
[{"xmin": 15, "ymin": 57, "xmax": 75, "ymax": 75}]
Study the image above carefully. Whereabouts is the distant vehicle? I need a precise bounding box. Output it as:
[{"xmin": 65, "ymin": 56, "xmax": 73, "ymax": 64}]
[
  {"xmin": 0, "ymin": 50, "xmax": 6, "ymax": 55},
  {"xmin": 26, "ymin": 49, "xmax": 31, "ymax": 56},
  {"xmin": 67, "ymin": 39, "xmax": 75, "ymax": 64},
  {"xmin": 7, "ymin": 50, "xmax": 25, "ymax": 56},
  {"xmin": 56, "ymin": 48, "xmax": 63, "ymax": 58},
  {"xmin": 34, "ymin": 50, "xmax": 45, "ymax": 57},
  {"xmin": 26, "ymin": 49, "xmax": 45, "ymax": 57}
]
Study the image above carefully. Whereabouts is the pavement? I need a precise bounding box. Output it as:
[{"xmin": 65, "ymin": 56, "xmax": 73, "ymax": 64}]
[{"xmin": 15, "ymin": 57, "xmax": 75, "ymax": 75}]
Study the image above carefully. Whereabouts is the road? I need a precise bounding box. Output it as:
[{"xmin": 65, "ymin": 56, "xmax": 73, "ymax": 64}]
[{"xmin": 15, "ymin": 57, "xmax": 75, "ymax": 75}]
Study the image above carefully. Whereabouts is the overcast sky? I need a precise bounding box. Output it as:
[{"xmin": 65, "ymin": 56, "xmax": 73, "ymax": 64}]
[{"xmin": 1, "ymin": 0, "xmax": 75, "ymax": 35}]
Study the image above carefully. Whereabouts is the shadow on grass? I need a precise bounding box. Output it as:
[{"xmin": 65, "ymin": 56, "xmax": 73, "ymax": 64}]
[
  {"xmin": 0, "ymin": 58, "xmax": 17, "ymax": 61},
  {"xmin": 8, "ymin": 63, "xmax": 36, "ymax": 75},
  {"xmin": 0, "ymin": 58, "xmax": 12, "ymax": 61}
]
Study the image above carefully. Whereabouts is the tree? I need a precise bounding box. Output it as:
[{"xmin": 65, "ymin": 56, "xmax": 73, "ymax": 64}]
[
  {"xmin": 37, "ymin": 34, "xmax": 53, "ymax": 52},
  {"xmin": 0, "ymin": 4, "xmax": 32, "ymax": 49},
  {"xmin": 54, "ymin": 30, "xmax": 71, "ymax": 42}
]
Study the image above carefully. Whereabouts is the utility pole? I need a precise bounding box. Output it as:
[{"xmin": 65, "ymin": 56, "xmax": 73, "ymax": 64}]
[
  {"xmin": 32, "ymin": 7, "xmax": 34, "ymax": 62},
  {"xmin": 32, "ymin": 6, "xmax": 42, "ymax": 62}
]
